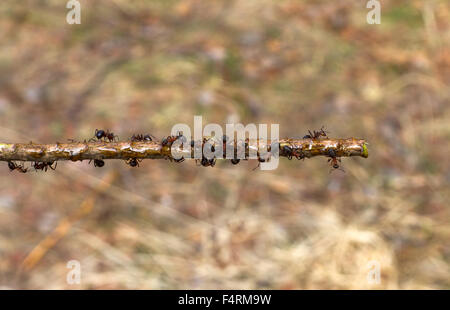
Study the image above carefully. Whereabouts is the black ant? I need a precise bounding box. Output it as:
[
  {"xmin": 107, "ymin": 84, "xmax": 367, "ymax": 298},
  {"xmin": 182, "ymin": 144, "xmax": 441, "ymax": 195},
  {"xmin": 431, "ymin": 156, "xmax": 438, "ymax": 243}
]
[
  {"xmin": 303, "ymin": 126, "xmax": 328, "ymax": 140},
  {"xmin": 90, "ymin": 129, "xmax": 118, "ymax": 142},
  {"xmin": 231, "ymin": 158, "xmax": 240, "ymax": 165},
  {"xmin": 228, "ymin": 137, "xmax": 242, "ymax": 165},
  {"xmin": 230, "ymin": 143, "xmax": 245, "ymax": 165},
  {"xmin": 8, "ymin": 161, "xmax": 28, "ymax": 173},
  {"xmin": 197, "ymin": 156, "xmax": 215, "ymax": 167},
  {"xmin": 33, "ymin": 161, "xmax": 57, "ymax": 172},
  {"xmin": 126, "ymin": 158, "xmax": 142, "ymax": 167},
  {"xmin": 207, "ymin": 158, "xmax": 216, "ymax": 167},
  {"xmin": 282, "ymin": 145, "xmax": 293, "ymax": 160},
  {"xmin": 89, "ymin": 159, "xmax": 105, "ymax": 167},
  {"xmin": 131, "ymin": 134, "xmax": 153, "ymax": 142},
  {"xmin": 295, "ymin": 152, "xmax": 306, "ymax": 160},
  {"xmin": 327, "ymin": 148, "xmax": 344, "ymax": 172}
]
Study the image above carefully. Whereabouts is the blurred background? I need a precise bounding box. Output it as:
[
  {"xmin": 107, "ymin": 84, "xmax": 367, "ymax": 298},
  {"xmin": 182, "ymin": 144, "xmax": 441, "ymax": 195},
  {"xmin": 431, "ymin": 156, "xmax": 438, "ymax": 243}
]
[{"xmin": 0, "ymin": 0, "xmax": 449, "ymax": 289}]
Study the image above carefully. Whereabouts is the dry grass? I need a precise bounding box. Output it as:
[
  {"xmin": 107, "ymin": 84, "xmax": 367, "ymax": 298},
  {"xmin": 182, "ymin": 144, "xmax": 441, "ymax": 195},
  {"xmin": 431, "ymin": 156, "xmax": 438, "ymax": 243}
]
[{"xmin": 0, "ymin": 0, "xmax": 449, "ymax": 289}]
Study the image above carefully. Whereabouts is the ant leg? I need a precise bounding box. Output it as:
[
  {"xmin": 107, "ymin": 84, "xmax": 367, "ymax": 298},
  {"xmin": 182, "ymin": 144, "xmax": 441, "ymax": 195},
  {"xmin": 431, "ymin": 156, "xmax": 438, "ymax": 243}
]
[
  {"xmin": 252, "ymin": 161, "xmax": 261, "ymax": 171},
  {"xmin": 50, "ymin": 162, "xmax": 57, "ymax": 170}
]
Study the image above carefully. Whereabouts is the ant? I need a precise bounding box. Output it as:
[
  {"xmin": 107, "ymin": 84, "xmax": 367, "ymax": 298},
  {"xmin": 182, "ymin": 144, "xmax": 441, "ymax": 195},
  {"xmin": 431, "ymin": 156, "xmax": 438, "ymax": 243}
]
[
  {"xmin": 327, "ymin": 148, "xmax": 344, "ymax": 173},
  {"xmin": 303, "ymin": 126, "xmax": 328, "ymax": 140},
  {"xmin": 223, "ymin": 135, "xmax": 240, "ymax": 159},
  {"xmin": 33, "ymin": 161, "xmax": 57, "ymax": 172},
  {"xmin": 90, "ymin": 129, "xmax": 118, "ymax": 142},
  {"xmin": 249, "ymin": 146, "xmax": 271, "ymax": 170},
  {"xmin": 197, "ymin": 156, "xmax": 215, "ymax": 167},
  {"xmin": 89, "ymin": 159, "xmax": 105, "ymax": 168},
  {"xmin": 8, "ymin": 161, "xmax": 28, "ymax": 173},
  {"xmin": 228, "ymin": 137, "xmax": 242, "ymax": 165},
  {"xmin": 126, "ymin": 158, "xmax": 142, "ymax": 167},
  {"xmin": 131, "ymin": 134, "xmax": 153, "ymax": 142},
  {"xmin": 282, "ymin": 145, "xmax": 293, "ymax": 160},
  {"xmin": 162, "ymin": 132, "xmax": 186, "ymax": 147},
  {"xmin": 230, "ymin": 144, "xmax": 246, "ymax": 165},
  {"xmin": 295, "ymin": 152, "xmax": 306, "ymax": 160},
  {"xmin": 231, "ymin": 158, "xmax": 240, "ymax": 165}
]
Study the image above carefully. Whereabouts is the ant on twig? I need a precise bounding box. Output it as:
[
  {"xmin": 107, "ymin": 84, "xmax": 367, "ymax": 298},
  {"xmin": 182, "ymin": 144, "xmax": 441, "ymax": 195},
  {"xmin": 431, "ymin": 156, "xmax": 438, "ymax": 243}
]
[
  {"xmin": 130, "ymin": 134, "xmax": 154, "ymax": 142},
  {"xmin": 224, "ymin": 135, "xmax": 244, "ymax": 165},
  {"xmin": 327, "ymin": 148, "xmax": 344, "ymax": 173},
  {"xmin": 223, "ymin": 136, "xmax": 243, "ymax": 165},
  {"xmin": 282, "ymin": 144, "xmax": 306, "ymax": 160},
  {"xmin": 126, "ymin": 158, "xmax": 142, "ymax": 167},
  {"xmin": 90, "ymin": 129, "xmax": 118, "ymax": 142},
  {"xmin": 8, "ymin": 161, "xmax": 28, "ymax": 173},
  {"xmin": 230, "ymin": 158, "xmax": 240, "ymax": 165},
  {"xmin": 282, "ymin": 145, "xmax": 294, "ymax": 160},
  {"xmin": 303, "ymin": 126, "xmax": 329, "ymax": 140},
  {"xmin": 33, "ymin": 161, "xmax": 57, "ymax": 172},
  {"xmin": 162, "ymin": 133, "xmax": 188, "ymax": 162},
  {"xmin": 89, "ymin": 159, "xmax": 105, "ymax": 168},
  {"xmin": 162, "ymin": 132, "xmax": 186, "ymax": 147},
  {"xmin": 252, "ymin": 141, "xmax": 283, "ymax": 170},
  {"xmin": 196, "ymin": 156, "xmax": 216, "ymax": 167}
]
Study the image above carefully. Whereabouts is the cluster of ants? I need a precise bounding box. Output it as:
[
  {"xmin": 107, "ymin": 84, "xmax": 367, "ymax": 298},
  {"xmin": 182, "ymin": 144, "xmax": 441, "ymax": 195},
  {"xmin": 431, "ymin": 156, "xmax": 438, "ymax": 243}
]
[
  {"xmin": 7, "ymin": 161, "xmax": 57, "ymax": 173},
  {"xmin": 280, "ymin": 126, "xmax": 343, "ymax": 172},
  {"xmin": 88, "ymin": 130, "xmax": 155, "ymax": 169},
  {"xmin": 159, "ymin": 128, "xmax": 343, "ymax": 171},
  {"xmin": 6, "ymin": 127, "xmax": 343, "ymax": 173},
  {"xmin": 7, "ymin": 129, "xmax": 145, "ymax": 173},
  {"xmin": 161, "ymin": 133, "xmax": 245, "ymax": 167}
]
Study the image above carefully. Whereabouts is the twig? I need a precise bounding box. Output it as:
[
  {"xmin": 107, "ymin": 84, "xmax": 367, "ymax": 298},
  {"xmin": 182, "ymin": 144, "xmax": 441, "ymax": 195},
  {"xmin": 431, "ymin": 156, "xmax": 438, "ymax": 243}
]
[{"xmin": 0, "ymin": 138, "xmax": 368, "ymax": 162}]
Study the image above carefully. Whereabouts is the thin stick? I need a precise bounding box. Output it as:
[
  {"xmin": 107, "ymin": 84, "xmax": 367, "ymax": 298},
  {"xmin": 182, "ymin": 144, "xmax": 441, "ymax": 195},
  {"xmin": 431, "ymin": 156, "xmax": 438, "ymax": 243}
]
[{"xmin": 0, "ymin": 138, "xmax": 368, "ymax": 162}]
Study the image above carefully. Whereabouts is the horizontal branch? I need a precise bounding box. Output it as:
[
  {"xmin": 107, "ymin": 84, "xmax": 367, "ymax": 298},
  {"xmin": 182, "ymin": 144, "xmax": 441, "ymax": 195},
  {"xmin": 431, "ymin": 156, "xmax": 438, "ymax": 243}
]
[{"xmin": 0, "ymin": 138, "xmax": 368, "ymax": 162}]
